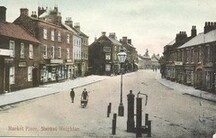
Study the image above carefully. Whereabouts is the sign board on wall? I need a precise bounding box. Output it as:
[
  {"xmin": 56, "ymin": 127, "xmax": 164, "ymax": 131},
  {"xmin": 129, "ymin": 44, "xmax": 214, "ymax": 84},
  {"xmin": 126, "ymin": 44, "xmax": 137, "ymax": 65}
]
[{"xmin": 0, "ymin": 49, "xmax": 12, "ymax": 57}]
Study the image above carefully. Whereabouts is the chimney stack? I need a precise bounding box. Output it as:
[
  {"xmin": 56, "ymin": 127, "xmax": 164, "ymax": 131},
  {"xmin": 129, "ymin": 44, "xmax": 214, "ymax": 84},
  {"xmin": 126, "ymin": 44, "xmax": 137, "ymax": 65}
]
[
  {"xmin": 204, "ymin": 22, "xmax": 216, "ymax": 34},
  {"xmin": 74, "ymin": 22, "xmax": 80, "ymax": 32},
  {"xmin": 122, "ymin": 36, "xmax": 128, "ymax": 43},
  {"xmin": 20, "ymin": 8, "xmax": 29, "ymax": 16},
  {"xmin": 128, "ymin": 39, "xmax": 132, "ymax": 44},
  {"xmin": 101, "ymin": 32, "xmax": 106, "ymax": 36},
  {"xmin": 31, "ymin": 11, "xmax": 37, "ymax": 18},
  {"xmin": 176, "ymin": 31, "xmax": 187, "ymax": 43},
  {"xmin": 0, "ymin": 6, "xmax": 7, "ymax": 22},
  {"xmin": 38, "ymin": 6, "xmax": 47, "ymax": 17},
  {"xmin": 109, "ymin": 32, "xmax": 116, "ymax": 39},
  {"xmin": 191, "ymin": 26, "xmax": 197, "ymax": 37},
  {"xmin": 65, "ymin": 17, "xmax": 73, "ymax": 28}
]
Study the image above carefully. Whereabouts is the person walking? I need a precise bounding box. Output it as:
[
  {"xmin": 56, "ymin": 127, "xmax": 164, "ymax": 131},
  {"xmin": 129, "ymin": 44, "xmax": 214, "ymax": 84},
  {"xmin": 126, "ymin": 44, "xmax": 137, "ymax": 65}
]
[
  {"xmin": 81, "ymin": 88, "xmax": 88, "ymax": 100},
  {"xmin": 70, "ymin": 88, "xmax": 75, "ymax": 103}
]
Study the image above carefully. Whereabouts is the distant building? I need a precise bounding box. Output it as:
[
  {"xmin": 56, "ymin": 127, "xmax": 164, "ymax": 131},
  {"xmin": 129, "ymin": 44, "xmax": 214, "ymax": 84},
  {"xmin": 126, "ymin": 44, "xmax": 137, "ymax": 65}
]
[
  {"xmin": 88, "ymin": 32, "xmax": 122, "ymax": 75},
  {"xmin": 151, "ymin": 53, "xmax": 160, "ymax": 71},
  {"xmin": 74, "ymin": 22, "xmax": 89, "ymax": 77},
  {"xmin": 120, "ymin": 37, "xmax": 138, "ymax": 72},
  {"xmin": 64, "ymin": 18, "xmax": 82, "ymax": 78}
]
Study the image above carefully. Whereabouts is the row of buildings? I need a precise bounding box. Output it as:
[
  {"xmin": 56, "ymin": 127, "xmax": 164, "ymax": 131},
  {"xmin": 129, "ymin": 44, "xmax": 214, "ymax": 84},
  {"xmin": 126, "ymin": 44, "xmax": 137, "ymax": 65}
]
[
  {"xmin": 0, "ymin": 5, "xmax": 139, "ymax": 94},
  {"xmin": 162, "ymin": 22, "xmax": 216, "ymax": 93},
  {"xmin": 138, "ymin": 49, "xmax": 160, "ymax": 70}
]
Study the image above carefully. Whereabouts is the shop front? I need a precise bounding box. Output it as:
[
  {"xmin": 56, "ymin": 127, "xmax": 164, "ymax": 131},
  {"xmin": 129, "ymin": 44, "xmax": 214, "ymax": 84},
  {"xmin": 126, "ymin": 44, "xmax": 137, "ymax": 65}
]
[
  {"xmin": 65, "ymin": 59, "xmax": 73, "ymax": 79},
  {"xmin": 185, "ymin": 65, "xmax": 195, "ymax": 86},
  {"xmin": 40, "ymin": 59, "xmax": 65, "ymax": 84},
  {"xmin": 174, "ymin": 61, "xmax": 183, "ymax": 83},
  {"xmin": 0, "ymin": 49, "xmax": 13, "ymax": 94}
]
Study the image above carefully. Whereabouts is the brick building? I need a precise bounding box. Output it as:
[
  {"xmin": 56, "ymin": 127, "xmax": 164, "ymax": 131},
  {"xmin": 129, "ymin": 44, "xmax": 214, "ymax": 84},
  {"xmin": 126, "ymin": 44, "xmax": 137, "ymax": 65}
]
[
  {"xmin": 0, "ymin": 6, "xmax": 40, "ymax": 93},
  {"xmin": 14, "ymin": 7, "xmax": 74, "ymax": 84},
  {"xmin": 74, "ymin": 23, "xmax": 89, "ymax": 77},
  {"xmin": 163, "ymin": 23, "xmax": 216, "ymax": 93},
  {"xmin": 88, "ymin": 32, "xmax": 122, "ymax": 75}
]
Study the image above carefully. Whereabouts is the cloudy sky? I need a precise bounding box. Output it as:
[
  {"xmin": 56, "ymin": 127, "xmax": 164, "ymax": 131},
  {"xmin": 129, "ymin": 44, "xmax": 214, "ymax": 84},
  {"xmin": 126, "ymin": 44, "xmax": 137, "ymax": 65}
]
[{"xmin": 2, "ymin": 0, "xmax": 216, "ymax": 56}]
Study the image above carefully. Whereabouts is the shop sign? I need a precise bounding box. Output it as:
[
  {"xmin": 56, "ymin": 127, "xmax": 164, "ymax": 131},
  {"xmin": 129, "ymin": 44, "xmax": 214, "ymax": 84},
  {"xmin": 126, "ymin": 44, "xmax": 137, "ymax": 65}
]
[
  {"xmin": 0, "ymin": 49, "xmax": 12, "ymax": 56},
  {"xmin": 66, "ymin": 59, "xmax": 72, "ymax": 63},
  {"xmin": 174, "ymin": 61, "xmax": 183, "ymax": 66},
  {"xmin": 18, "ymin": 61, "xmax": 27, "ymax": 67},
  {"xmin": 4, "ymin": 58, "xmax": 14, "ymax": 64},
  {"xmin": 103, "ymin": 46, "xmax": 111, "ymax": 52},
  {"xmin": 50, "ymin": 59, "xmax": 63, "ymax": 64}
]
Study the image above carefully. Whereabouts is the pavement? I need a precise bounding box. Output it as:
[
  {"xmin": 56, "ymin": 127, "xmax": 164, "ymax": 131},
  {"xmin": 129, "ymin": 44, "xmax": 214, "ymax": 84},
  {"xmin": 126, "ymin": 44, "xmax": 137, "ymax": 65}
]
[
  {"xmin": 0, "ymin": 75, "xmax": 108, "ymax": 107},
  {"xmin": 155, "ymin": 72, "xmax": 216, "ymax": 103},
  {"xmin": 0, "ymin": 72, "xmax": 215, "ymax": 108}
]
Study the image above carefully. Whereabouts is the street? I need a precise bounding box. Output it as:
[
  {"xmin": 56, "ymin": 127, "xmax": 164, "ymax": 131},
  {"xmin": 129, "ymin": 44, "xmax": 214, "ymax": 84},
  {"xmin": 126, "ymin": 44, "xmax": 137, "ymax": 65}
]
[{"xmin": 0, "ymin": 70, "xmax": 216, "ymax": 138}]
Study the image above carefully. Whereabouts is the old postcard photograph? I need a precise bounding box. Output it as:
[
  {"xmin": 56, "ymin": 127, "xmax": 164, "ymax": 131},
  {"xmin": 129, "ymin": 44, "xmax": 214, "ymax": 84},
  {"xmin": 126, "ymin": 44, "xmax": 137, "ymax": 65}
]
[{"xmin": 0, "ymin": 0, "xmax": 216, "ymax": 137}]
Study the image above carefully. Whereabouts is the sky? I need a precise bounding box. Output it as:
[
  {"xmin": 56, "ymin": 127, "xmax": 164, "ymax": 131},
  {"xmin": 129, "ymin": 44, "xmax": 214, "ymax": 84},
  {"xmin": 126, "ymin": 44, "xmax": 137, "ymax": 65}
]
[{"xmin": 1, "ymin": 0, "xmax": 216, "ymax": 56}]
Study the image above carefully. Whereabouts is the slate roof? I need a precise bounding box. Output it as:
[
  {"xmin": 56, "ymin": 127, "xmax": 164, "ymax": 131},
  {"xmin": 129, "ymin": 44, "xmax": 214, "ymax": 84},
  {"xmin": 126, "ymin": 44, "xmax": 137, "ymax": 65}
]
[
  {"xmin": 166, "ymin": 39, "xmax": 176, "ymax": 46},
  {"xmin": 62, "ymin": 24, "xmax": 79, "ymax": 35},
  {"xmin": 178, "ymin": 29, "xmax": 216, "ymax": 49},
  {"xmin": 0, "ymin": 22, "xmax": 39, "ymax": 43},
  {"xmin": 108, "ymin": 37, "xmax": 122, "ymax": 45}
]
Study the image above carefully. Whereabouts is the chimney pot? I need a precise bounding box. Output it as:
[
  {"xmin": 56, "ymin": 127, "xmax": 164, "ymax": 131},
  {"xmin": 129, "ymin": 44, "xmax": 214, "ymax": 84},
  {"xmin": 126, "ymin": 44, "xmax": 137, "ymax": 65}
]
[
  {"xmin": 65, "ymin": 17, "xmax": 73, "ymax": 28},
  {"xmin": 74, "ymin": 22, "xmax": 80, "ymax": 31},
  {"xmin": 191, "ymin": 25, "xmax": 197, "ymax": 37},
  {"xmin": 20, "ymin": 8, "xmax": 29, "ymax": 16},
  {"xmin": 128, "ymin": 39, "xmax": 132, "ymax": 44},
  {"xmin": 122, "ymin": 36, "xmax": 128, "ymax": 43},
  {"xmin": 101, "ymin": 32, "xmax": 106, "ymax": 36}
]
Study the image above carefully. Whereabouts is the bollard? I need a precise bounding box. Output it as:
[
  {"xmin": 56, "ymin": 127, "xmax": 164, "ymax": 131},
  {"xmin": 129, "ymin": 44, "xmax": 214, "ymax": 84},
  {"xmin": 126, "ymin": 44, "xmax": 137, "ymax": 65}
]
[
  {"xmin": 145, "ymin": 113, "xmax": 149, "ymax": 126},
  {"xmin": 112, "ymin": 113, "xmax": 117, "ymax": 135},
  {"xmin": 136, "ymin": 97, "xmax": 142, "ymax": 138},
  {"xmin": 147, "ymin": 120, "xmax": 151, "ymax": 137},
  {"xmin": 127, "ymin": 90, "xmax": 135, "ymax": 132},
  {"xmin": 109, "ymin": 103, "xmax": 112, "ymax": 114},
  {"xmin": 107, "ymin": 105, "xmax": 110, "ymax": 117}
]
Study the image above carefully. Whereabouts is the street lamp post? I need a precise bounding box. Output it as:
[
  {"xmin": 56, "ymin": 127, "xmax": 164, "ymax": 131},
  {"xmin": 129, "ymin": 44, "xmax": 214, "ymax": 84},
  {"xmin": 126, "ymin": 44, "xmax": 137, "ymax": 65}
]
[{"xmin": 117, "ymin": 50, "xmax": 127, "ymax": 116}]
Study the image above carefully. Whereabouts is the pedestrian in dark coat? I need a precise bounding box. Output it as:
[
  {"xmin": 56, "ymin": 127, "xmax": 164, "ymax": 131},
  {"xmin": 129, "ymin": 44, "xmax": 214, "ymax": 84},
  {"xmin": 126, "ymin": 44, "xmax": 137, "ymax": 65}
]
[
  {"xmin": 70, "ymin": 88, "xmax": 75, "ymax": 103},
  {"xmin": 81, "ymin": 88, "xmax": 88, "ymax": 100}
]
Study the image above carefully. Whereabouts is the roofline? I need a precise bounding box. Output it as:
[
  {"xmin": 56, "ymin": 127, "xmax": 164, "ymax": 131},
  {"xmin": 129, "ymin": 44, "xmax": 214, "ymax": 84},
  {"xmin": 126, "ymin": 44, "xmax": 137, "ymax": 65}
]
[{"xmin": 0, "ymin": 34, "xmax": 40, "ymax": 44}]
